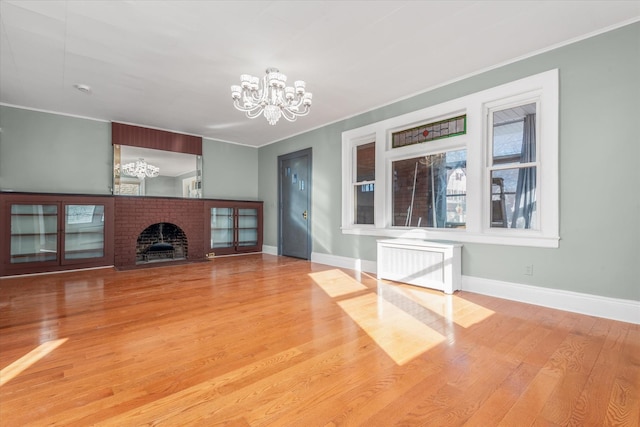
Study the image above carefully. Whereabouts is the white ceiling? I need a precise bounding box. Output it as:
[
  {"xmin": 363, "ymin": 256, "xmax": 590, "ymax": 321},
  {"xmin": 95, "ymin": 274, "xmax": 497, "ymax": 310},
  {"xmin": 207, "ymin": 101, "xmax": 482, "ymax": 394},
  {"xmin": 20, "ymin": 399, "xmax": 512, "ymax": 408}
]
[{"xmin": 1, "ymin": 1, "xmax": 639, "ymax": 147}]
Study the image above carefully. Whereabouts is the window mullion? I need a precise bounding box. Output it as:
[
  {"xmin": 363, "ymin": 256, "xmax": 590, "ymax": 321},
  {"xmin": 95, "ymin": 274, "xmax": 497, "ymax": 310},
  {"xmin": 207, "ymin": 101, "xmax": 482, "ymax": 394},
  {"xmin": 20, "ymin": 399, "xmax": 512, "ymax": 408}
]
[{"xmin": 341, "ymin": 69, "xmax": 558, "ymax": 247}]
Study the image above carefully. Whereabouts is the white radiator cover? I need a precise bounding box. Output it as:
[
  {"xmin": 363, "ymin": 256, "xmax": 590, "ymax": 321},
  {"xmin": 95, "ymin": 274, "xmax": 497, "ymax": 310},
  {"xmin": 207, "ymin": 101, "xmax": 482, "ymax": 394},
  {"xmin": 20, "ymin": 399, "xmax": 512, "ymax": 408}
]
[{"xmin": 377, "ymin": 239, "xmax": 462, "ymax": 294}]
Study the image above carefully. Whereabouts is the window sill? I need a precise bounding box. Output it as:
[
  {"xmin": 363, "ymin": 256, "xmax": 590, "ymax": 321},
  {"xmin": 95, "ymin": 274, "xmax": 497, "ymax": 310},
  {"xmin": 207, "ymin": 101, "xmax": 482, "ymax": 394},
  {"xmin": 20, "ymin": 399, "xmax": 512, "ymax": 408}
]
[{"xmin": 341, "ymin": 226, "xmax": 559, "ymax": 248}]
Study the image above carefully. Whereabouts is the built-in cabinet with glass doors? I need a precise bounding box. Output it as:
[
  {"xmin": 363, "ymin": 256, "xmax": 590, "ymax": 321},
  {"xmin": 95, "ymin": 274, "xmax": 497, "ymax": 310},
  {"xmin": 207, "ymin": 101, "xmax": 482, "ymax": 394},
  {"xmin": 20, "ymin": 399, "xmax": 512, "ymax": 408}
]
[
  {"xmin": 205, "ymin": 200, "xmax": 263, "ymax": 255},
  {"xmin": 0, "ymin": 193, "xmax": 114, "ymax": 276}
]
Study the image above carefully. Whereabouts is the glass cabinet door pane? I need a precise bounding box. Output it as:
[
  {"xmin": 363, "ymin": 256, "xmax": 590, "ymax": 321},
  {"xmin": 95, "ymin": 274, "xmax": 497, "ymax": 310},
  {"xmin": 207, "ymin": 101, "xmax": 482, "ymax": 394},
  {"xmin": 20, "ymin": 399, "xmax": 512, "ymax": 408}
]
[
  {"xmin": 10, "ymin": 204, "xmax": 58, "ymax": 263},
  {"xmin": 211, "ymin": 207, "xmax": 234, "ymax": 248},
  {"xmin": 237, "ymin": 208, "xmax": 258, "ymax": 246},
  {"xmin": 237, "ymin": 208, "xmax": 258, "ymax": 228},
  {"xmin": 211, "ymin": 229, "xmax": 233, "ymax": 248},
  {"xmin": 237, "ymin": 229, "xmax": 258, "ymax": 246},
  {"xmin": 64, "ymin": 205, "xmax": 105, "ymax": 259}
]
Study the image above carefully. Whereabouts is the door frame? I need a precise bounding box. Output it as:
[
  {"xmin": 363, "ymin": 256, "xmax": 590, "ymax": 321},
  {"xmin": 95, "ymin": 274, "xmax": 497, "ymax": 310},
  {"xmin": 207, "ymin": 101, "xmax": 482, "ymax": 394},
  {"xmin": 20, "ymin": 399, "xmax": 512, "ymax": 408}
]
[{"xmin": 277, "ymin": 148, "xmax": 312, "ymax": 259}]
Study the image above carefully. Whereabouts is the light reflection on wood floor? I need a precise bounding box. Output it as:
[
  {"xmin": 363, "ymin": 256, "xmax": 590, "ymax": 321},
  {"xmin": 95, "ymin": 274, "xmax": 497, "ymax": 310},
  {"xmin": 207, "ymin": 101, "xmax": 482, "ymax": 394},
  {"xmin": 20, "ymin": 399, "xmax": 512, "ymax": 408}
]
[{"xmin": 310, "ymin": 268, "xmax": 495, "ymax": 364}]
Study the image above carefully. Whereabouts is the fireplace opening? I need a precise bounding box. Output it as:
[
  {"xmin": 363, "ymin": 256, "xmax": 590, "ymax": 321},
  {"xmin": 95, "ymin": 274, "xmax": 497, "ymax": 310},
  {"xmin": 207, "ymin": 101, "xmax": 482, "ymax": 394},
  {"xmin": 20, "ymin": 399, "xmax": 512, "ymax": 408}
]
[{"xmin": 136, "ymin": 223, "xmax": 187, "ymax": 264}]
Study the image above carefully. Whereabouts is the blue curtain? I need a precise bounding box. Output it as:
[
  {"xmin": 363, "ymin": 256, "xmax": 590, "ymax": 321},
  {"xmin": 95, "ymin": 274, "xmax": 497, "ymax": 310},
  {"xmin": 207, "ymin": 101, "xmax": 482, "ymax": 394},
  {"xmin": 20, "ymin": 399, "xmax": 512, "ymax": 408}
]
[{"xmin": 511, "ymin": 114, "xmax": 536, "ymax": 228}]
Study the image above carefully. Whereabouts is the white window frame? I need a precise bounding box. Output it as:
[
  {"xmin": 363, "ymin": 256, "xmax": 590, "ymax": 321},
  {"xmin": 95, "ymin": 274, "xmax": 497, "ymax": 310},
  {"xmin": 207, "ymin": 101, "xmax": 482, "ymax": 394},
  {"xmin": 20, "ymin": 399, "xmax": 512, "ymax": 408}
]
[
  {"xmin": 341, "ymin": 69, "xmax": 559, "ymax": 248},
  {"xmin": 342, "ymin": 132, "xmax": 378, "ymax": 229},
  {"xmin": 485, "ymin": 96, "xmax": 541, "ymax": 232},
  {"xmin": 352, "ymin": 139, "xmax": 376, "ymax": 225}
]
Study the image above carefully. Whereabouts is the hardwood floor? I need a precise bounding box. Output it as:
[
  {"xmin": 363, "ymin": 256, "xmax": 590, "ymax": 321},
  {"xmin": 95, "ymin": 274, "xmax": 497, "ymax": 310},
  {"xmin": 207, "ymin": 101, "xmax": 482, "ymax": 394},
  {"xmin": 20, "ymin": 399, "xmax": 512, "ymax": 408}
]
[{"xmin": 1, "ymin": 254, "xmax": 638, "ymax": 426}]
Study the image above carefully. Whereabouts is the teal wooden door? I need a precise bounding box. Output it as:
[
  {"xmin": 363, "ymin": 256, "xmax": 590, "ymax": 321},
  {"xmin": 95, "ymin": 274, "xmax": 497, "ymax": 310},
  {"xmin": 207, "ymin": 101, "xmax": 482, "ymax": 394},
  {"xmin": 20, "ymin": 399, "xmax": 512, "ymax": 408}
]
[{"xmin": 278, "ymin": 148, "xmax": 311, "ymax": 259}]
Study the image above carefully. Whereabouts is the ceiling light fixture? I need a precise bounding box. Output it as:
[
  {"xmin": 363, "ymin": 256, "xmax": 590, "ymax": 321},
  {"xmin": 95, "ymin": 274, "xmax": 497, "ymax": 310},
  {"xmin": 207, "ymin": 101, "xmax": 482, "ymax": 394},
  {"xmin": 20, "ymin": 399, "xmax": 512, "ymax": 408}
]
[
  {"xmin": 231, "ymin": 68, "xmax": 313, "ymax": 125},
  {"xmin": 121, "ymin": 158, "xmax": 159, "ymax": 180}
]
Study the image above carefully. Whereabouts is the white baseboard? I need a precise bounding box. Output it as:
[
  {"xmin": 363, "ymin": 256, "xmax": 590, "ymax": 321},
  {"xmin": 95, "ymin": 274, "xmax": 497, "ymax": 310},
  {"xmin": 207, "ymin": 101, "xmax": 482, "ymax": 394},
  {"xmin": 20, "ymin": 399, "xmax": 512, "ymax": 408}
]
[
  {"xmin": 310, "ymin": 252, "xmax": 377, "ymax": 274},
  {"xmin": 462, "ymin": 275, "xmax": 640, "ymax": 325},
  {"xmin": 306, "ymin": 252, "xmax": 639, "ymax": 325},
  {"xmin": 262, "ymin": 245, "xmax": 278, "ymax": 255}
]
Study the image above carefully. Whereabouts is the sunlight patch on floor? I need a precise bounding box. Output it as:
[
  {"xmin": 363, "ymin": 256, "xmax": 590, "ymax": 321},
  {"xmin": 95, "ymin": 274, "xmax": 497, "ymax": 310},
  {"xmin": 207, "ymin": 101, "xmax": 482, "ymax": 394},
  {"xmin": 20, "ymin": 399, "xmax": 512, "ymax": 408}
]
[
  {"xmin": 310, "ymin": 269, "xmax": 496, "ymax": 364},
  {"xmin": 0, "ymin": 338, "xmax": 68, "ymax": 387},
  {"xmin": 308, "ymin": 269, "xmax": 368, "ymax": 298},
  {"xmin": 391, "ymin": 285, "xmax": 495, "ymax": 328},
  {"xmin": 337, "ymin": 293, "xmax": 445, "ymax": 364}
]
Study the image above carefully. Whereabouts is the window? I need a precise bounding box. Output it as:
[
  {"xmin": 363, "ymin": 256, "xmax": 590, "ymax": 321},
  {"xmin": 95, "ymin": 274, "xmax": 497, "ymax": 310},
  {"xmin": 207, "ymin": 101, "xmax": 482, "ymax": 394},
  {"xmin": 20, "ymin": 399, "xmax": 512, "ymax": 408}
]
[
  {"xmin": 392, "ymin": 115, "xmax": 466, "ymax": 148},
  {"xmin": 341, "ymin": 69, "xmax": 559, "ymax": 247},
  {"xmin": 392, "ymin": 150, "xmax": 466, "ymax": 228},
  {"xmin": 354, "ymin": 142, "xmax": 375, "ymax": 224},
  {"xmin": 489, "ymin": 102, "xmax": 538, "ymax": 229}
]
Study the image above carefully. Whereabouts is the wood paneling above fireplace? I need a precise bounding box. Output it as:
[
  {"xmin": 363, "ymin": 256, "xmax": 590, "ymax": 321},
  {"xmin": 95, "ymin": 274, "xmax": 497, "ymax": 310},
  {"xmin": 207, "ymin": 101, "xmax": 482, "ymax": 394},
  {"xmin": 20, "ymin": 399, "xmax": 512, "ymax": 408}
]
[{"xmin": 112, "ymin": 122, "xmax": 202, "ymax": 155}]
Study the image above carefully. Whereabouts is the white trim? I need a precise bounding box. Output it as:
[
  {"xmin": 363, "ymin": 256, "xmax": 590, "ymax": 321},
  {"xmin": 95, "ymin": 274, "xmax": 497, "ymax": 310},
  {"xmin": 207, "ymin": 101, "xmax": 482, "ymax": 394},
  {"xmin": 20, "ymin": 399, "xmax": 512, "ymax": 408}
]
[
  {"xmin": 262, "ymin": 245, "xmax": 278, "ymax": 255},
  {"xmin": 311, "ymin": 252, "xmax": 377, "ymax": 274},
  {"xmin": 341, "ymin": 227, "xmax": 559, "ymax": 248},
  {"xmin": 341, "ymin": 69, "xmax": 559, "ymax": 248},
  {"xmin": 342, "ymin": 131, "xmax": 377, "ymax": 228},
  {"xmin": 462, "ymin": 275, "xmax": 640, "ymax": 325},
  {"xmin": 202, "ymin": 136, "xmax": 259, "ymax": 149},
  {"xmin": 0, "ymin": 102, "xmax": 110, "ymax": 123},
  {"xmin": 306, "ymin": 252, "xmax": 639, "ymax": 324}
]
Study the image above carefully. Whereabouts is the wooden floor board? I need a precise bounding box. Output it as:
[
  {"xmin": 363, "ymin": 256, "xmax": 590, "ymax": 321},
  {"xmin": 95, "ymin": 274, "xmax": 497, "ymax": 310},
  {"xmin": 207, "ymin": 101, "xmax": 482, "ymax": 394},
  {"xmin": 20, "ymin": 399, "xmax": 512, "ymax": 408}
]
[{"xmin": 0, "ymin": 254, "xmax": 637, "ymax": 426}]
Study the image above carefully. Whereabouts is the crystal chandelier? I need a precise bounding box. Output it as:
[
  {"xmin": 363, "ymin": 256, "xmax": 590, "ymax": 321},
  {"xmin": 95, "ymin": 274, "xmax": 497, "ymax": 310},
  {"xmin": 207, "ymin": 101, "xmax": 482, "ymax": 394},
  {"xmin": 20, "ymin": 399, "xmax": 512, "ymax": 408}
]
[
  {"xmin": 121, "ymin": 158, "xmax": 159, "ymax": 180},
  {"xmin": 231, "ymin": 68, "xmax": 313, "ymax": 125}
]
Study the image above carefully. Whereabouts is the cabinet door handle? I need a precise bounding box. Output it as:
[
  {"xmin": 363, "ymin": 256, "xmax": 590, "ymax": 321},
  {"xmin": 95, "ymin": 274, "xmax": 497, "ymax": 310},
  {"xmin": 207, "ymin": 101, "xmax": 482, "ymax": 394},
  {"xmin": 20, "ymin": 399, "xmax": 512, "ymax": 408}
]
[{"xmin": 302, "ymin": 210, "xmax": 307, "ymax": 220}]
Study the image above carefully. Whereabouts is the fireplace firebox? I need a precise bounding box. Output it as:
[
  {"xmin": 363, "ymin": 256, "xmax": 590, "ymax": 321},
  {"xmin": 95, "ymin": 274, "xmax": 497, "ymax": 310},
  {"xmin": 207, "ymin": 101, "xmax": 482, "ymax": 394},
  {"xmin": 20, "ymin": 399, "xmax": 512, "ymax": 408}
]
[{"xmin": 136, "ymin": 223, "xmax": 187, "ymax": 264}]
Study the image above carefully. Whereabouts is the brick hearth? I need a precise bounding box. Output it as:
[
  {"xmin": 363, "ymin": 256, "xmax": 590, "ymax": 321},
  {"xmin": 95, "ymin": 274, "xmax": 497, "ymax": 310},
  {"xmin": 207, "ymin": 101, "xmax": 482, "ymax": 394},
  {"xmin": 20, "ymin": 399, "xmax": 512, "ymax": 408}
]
[{"xmin": 114, "ymin": 197, "xmax": 205, "ymax": 268}]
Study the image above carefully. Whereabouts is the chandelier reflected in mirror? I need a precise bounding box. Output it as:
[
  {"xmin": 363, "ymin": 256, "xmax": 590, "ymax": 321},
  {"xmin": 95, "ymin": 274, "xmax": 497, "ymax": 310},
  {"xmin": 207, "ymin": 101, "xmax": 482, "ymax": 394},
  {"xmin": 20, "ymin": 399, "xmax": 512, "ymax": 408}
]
[
  {"xmin": 121, "ymin": 158, "xmax": 159, "ymax": 180},
  {"xmin": 231, "ymin": 68, "xmax": 313, "ymax": 125}
]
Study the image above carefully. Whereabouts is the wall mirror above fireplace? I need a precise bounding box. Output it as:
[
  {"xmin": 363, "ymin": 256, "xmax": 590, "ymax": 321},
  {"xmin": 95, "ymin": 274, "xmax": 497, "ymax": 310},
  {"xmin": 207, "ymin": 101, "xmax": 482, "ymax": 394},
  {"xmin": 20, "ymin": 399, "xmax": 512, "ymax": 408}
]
[
  {"xmin": 111, "ymin": 122, "xmax": 203, "ymax": 198},
  {"xmin": 113, "ymin": 145, "xmax": 202, "ymax": 198}
]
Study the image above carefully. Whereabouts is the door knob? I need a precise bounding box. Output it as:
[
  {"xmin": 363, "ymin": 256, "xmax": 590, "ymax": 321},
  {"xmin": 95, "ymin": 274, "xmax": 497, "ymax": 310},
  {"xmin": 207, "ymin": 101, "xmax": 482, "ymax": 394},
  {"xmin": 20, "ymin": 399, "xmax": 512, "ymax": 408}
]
[{"xmin": 302, "ymin": 210, "xmax": 308, "ymax": 220}]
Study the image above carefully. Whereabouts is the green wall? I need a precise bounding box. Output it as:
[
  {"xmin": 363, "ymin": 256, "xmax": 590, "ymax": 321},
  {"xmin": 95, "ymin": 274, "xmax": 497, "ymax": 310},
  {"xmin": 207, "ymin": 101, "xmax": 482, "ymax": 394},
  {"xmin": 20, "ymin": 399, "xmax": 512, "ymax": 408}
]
[
  {"xmin": 258, "ymin": 22, "xmax": 640, "ymax": 301},
  {"xmin": 0, "ymin": 107, "xmax": 112, "ymax": 194},
  {"xmin": 202, "ymin": 138, "xmax": 258, "ymax": 200},
  {"xmin": 0, "ymin": 106, "xmax": 259, "ymax": 200}
]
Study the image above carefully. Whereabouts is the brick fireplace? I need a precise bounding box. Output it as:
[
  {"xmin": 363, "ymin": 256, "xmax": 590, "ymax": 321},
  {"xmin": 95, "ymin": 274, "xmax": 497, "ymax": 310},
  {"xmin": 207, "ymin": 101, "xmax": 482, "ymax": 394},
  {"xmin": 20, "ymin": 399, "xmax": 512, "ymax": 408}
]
[
  {"xmin": 114, "ymin": 197, "xmax": 205, "ymax": 268},
  {"xmin": 136, "ymin": 222, "xmax": 188, "ymax": 263}
]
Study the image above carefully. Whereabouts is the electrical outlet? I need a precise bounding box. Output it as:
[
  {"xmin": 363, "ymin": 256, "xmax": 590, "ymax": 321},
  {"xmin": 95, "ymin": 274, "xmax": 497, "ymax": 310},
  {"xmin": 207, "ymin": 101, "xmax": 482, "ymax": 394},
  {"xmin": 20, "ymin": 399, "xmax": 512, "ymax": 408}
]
[{"xmin": 525, "ymin": 264, "xmax": 533, "ymax": 276}]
